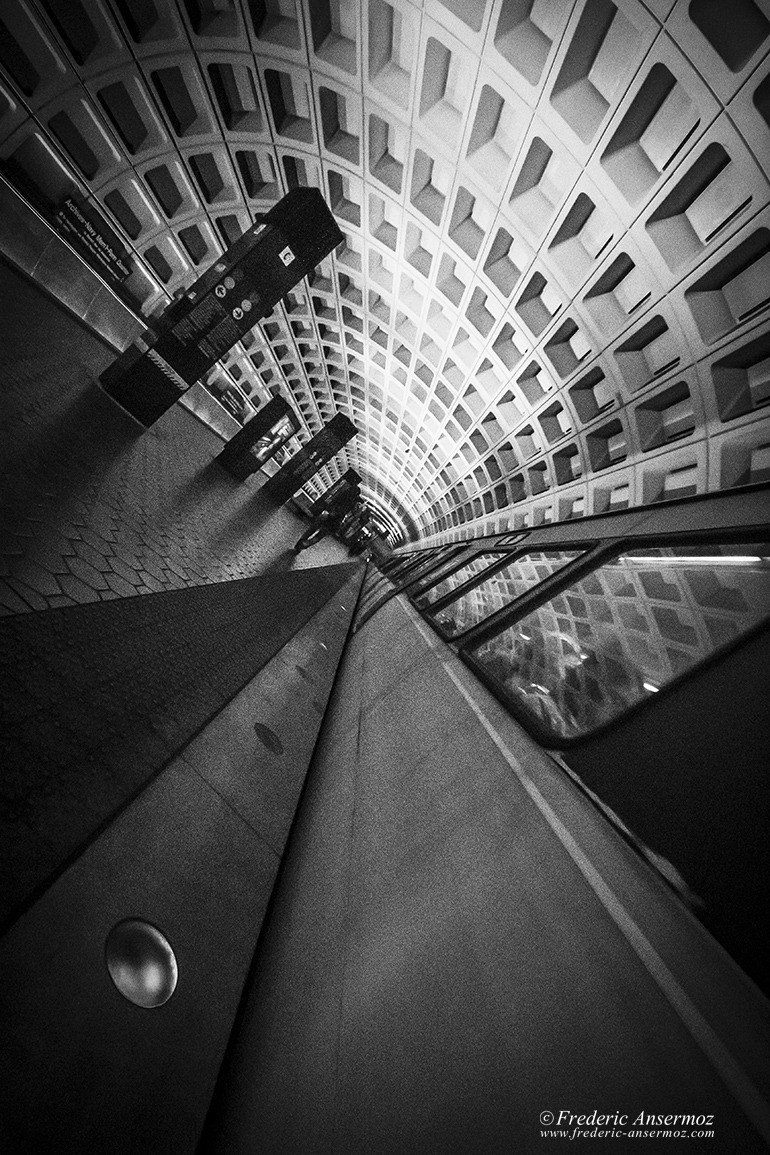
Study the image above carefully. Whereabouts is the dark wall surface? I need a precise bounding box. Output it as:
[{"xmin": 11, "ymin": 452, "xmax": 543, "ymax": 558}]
[
  {"xmin": 0, "ymin": 562, "xmax": 359, "ymax": 929},
  {"xmin": 0, "ymin": 567, "xmax": 364, "ymax": 1155},
  {"xmin": 565, "ymin": 626, "xmax": 770, "ymax": 993}
]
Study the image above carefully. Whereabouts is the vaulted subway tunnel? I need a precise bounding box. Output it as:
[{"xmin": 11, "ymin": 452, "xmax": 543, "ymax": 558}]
[{"xmin": 1, "ymin": 1, "xmax": 770, "ymax": 1152}]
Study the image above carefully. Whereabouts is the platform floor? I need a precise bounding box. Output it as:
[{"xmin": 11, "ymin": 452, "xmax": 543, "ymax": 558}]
[
  {"xmin": 0, "ymin": 259, "xmax": 347, "ymax": 618},
  {"xmin": 202, "ymin": 594, "xmax": 770, "ymax": 1154}
]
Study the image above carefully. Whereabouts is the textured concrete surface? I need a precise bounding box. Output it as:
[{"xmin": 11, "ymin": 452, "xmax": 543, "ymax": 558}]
[
  {"xmin": 202, "ymin": 589, "xmax": 770, "ymax": 1155},
  {"xmin": 0, "ymin": 259, "xmax": 346, "ymax": 617},
  {"xmin": 0, "ymin": 562, "xmax": 359, "ymax": 930},
  {"xmin": 0, "ymin": 569, "xmax": 363, "ymax": 1155}
]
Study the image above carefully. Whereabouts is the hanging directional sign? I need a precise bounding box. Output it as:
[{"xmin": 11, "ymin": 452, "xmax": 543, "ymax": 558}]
[{"xmin": 100, "ymin": 188, "xmax": 343, "ymax": 427}]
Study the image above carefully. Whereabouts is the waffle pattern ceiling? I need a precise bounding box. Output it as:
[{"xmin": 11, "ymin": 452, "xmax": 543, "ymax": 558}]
[{"xmin": 1, "ymin": 0, "xmax": 770, "ymax": 544}]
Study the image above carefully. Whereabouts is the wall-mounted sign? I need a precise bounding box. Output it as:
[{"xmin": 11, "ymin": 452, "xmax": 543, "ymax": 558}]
[{"xmin": 55, "ymin": 196, "xmax": 131, "ymax": 286}]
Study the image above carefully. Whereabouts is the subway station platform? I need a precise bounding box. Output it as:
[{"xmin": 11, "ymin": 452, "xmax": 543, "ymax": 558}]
[
  {"xmin": 1, "ymin": 261, "xmax": 769, "ymax": 1155},
  {"xmin": 0, "ymin": 258, "xmax": 358, "ymax": 931},
  {"xmin": 0, "ymin": 259, "xmax": 348, "ymax": 617}
]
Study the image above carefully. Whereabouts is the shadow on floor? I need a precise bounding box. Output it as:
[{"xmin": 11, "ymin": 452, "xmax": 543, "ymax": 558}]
[
  {"xmin": 260, "ymin": 548, "xmax": 298, "ymax": 574},
  {"xmin": 160, "ymin": 458, "xmax": 245, "ymax": 520},
  {"xmin": 207, "ymin": 486, "xmax": 285, "ymax": 548},
  {"xmin": 2, "ymin": 384, "xmax": 144, "ymax": 534},
  {"xmin": 6, "ymin": 379, "xmax": 140, "ymax": 469}
]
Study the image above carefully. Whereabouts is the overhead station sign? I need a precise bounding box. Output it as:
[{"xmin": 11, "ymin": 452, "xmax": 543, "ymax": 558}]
[
  {"xmin": 151, "ymin": 223, "xmax": 298, "ymax": 384},
  {"xmin": 313, "ymin": 468, "xmax": 361, "ymax": 514},
  {"xmin": 100, "ymin": 188, "xmax": 344, "ymax": 427}
]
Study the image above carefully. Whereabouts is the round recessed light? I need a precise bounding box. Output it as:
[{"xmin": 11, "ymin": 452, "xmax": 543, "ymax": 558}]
[{"xmin": 105, "ymin": 919, "xmax": 178, "ymax": 1008}]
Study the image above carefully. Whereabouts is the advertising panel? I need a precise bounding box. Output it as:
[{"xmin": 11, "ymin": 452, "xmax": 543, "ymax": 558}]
[
  {"xmin": 261, "ymin": 414, "xmax": 358, "ymax": 502},
  {"xmin": 216, "ymin": 395, "xmax": 301, "ymax": 480}
]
